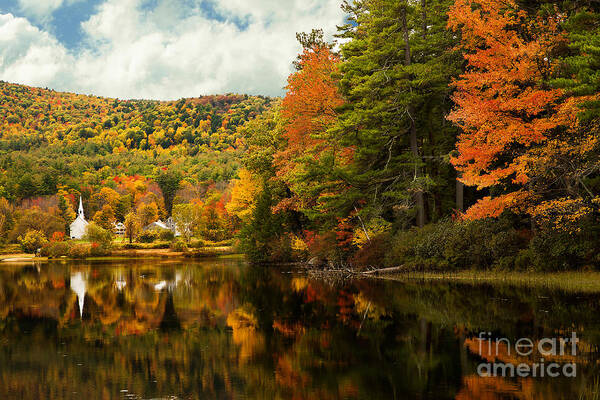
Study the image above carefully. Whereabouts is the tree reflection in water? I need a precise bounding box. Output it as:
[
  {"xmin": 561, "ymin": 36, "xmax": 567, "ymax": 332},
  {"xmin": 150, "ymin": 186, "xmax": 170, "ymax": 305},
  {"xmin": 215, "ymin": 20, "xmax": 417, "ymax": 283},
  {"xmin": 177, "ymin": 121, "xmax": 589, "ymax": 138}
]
[{"xmin": 0, "ymin": 259, "xmax": 598, "ymax": 399}]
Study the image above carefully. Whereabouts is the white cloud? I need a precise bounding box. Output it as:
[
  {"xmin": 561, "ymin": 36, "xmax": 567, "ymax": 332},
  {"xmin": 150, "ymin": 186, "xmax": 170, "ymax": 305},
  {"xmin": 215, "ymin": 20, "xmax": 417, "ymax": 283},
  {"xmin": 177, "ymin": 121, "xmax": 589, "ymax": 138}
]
[
  {"xmin": 17, "ymin": 0, "xmax": 83, "ymax": 22},
  {"xmin": 0, "ymin": 13, "xmax": 71, "ymax": 87},
  {"xmin": 0, "ymin": 0, "xmax": 346, "ymax": 99}
]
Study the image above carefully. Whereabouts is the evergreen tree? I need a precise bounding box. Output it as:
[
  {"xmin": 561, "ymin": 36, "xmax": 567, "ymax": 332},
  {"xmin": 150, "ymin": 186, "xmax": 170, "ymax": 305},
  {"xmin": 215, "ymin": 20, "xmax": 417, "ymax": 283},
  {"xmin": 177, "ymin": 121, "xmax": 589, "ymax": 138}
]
[
  {"xmin": 239, "ymin": 185, "xmax": 286, "ymax": 263},
  {"xmin": 332, "ymin": 0, "xmax": 461, "ymax": 229},
  {"xmin": 156, "ymin": 170, "xmax": 182, "ymax": 215}
]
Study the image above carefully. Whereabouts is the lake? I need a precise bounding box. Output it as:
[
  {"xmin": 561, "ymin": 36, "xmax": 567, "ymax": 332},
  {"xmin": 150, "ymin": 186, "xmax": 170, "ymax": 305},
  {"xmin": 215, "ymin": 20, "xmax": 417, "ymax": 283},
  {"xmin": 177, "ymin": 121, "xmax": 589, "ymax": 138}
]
[{"xmin": 0, "ymin": 258, "xmax": 598, "ymax": 399}]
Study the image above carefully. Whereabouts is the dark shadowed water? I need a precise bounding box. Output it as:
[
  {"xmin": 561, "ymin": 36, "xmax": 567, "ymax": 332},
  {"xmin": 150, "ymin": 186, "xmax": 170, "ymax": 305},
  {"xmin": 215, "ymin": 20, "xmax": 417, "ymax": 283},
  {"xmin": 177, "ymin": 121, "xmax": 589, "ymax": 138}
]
[{"xmin": 0, "ymin": 258, "xmax": 598, "ymax": 399}]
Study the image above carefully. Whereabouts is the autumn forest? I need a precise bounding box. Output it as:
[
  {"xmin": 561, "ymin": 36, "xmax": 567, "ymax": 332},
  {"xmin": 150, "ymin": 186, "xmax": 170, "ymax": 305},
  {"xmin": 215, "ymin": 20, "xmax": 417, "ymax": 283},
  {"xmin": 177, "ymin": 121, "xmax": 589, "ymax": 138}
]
[{"xmin": 1, "ymin": 0, "xmax": 600, "ymax": 271}]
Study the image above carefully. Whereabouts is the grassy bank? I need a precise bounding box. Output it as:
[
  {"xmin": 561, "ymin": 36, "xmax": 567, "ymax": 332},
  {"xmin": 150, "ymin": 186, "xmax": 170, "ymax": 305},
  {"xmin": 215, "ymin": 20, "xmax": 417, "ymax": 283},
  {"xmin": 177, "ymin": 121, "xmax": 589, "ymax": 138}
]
[
  {"xmin": 378, "ymin": 270, "xmax": 600, "ymax": 293},
  {"xmin": 0, "ymin": 244, "xmax": 237, "ymax": 262}
]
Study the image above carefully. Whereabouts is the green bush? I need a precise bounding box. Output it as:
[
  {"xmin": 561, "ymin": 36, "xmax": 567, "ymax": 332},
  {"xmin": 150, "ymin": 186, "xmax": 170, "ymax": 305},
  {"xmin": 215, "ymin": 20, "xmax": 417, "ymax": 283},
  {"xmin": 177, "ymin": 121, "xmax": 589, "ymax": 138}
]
[
  {"xmin": 192, "ymin": 238, "xmax": 233, "ymax": 248},
  {"xmin": 41, "ymin": 241, "xmax": 72, "ymax": 258},
  {"xmin": 385, "ymin": 223, "xmax": 449, "ymax": 269},
  {"xmin": 18, "ymin": 230, "xmax": 48, "ymax": 253},
  {"xmin": 385, "ymin": 218, "xmax": 526, "ymax": 271},
  {"xmin": 527, "ymin": 229, "xmax": 595, "ymax": 271},
  {"xmin": 122, "ymin": 243, "xmax": 145, "ymax": 249},
  {"xmin": 69, "ymin": 243, "xmax": 91, "ymax": 259},
  {"xmin": 84, "ymin": 223, "xmax": 113, "ymax": 249},
  {"xmin": 268, "ymin": 235, "xmax": 293, "ymax": 263},
  {"xmin": 158, "ymin": 229, "xmax": 175, "ymax": 241},
  {"xmin": 189, "ymin": 238, "xmax": 204, "ymax": 248},
  {"xmin": 89, "ymin": 242, "xmax": 110, "ymax": 257},
  {"xmin": 170, "ymin": 239, "xmax": 188, "ymax": 252},
  {"xmin": 382, "ymin": 214, "xmax": 600, "ymax": 271},
  {"xmin": 514, "ymin": 248, "xmax": 535, "ymax": 271},
  {"xmin": 122, "ymin": 242, "xmax": 170, "ymax": 249},
  {"xmin": 137, "ymin": 230, "xmax": 158, "ymax": 243}
]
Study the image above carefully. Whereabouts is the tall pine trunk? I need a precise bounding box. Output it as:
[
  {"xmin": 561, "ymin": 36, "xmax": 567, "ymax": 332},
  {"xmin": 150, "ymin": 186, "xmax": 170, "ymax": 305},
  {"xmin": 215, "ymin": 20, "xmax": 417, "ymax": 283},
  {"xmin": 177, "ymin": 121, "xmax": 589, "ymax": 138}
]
[{"xmin": 402, "ymin": 4, "xmax": 425, "ymax": 228}]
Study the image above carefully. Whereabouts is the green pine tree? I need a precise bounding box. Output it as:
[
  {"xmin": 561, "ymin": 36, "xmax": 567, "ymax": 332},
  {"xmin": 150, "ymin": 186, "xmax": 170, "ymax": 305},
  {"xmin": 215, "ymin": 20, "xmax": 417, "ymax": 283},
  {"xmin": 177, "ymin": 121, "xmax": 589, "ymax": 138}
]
[{"xmin": 331, "ymin": 0, "xmax": 462, "ymax": 228}]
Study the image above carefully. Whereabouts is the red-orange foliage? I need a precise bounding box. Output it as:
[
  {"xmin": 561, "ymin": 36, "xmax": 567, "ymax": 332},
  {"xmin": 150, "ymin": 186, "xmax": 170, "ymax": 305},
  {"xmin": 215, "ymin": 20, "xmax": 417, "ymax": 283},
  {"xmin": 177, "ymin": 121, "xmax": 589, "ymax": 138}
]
[
  {"xmin": 278, "ymin": 46, "xmax": 343, "ymax": 166},
  {"xmin": 50, "ymin": 232, "xmax": 65, "ymax": 242},
  {"xmin": 274, "ymin": 45, "xmax": 346, "ymax": 209},
  {"xmin": 448, "ymin": 0, "xmax": 570, "ymax": 219}
]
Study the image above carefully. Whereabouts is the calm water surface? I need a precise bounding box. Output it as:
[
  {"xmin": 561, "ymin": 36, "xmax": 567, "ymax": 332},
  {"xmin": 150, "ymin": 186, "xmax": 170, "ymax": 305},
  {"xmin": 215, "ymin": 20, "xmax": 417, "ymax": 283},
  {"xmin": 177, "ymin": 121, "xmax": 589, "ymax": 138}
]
[{"xmin": 0, "ymin": 258, "xmax": 598, "ymax": 399}]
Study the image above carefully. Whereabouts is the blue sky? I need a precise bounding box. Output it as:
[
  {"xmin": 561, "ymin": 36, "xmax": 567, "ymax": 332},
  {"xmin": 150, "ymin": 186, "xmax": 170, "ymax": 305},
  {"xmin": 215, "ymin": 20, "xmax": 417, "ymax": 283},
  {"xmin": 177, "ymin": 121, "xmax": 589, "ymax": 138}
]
[
  {"xmin": 0, "ymin": 0, "xmax": 104, "ymax": 49},
  {"xmin": 0, "ymin": 0, "xmax": 346, "ymax": 99}
]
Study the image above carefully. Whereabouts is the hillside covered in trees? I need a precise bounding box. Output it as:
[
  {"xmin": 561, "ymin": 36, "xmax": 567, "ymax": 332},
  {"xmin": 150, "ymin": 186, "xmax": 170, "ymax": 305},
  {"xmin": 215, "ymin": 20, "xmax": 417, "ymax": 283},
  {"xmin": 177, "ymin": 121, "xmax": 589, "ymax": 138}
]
[
  {"xmin": 0, "ymin": 81, "xmax": 272, "ymax": 200},
  {"xmin": 0, "ymin": 82, "xmax": 273, "ymax": 248}
]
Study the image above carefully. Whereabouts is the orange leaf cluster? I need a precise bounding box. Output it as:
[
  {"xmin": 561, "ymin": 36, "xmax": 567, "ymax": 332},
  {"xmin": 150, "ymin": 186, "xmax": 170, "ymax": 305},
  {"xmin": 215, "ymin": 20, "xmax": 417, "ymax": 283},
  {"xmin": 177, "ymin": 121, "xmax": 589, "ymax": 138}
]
[
  {"xmin": 275, "ymin": 46, "xmax": 345, "ymax": 182},
  {"xmin": 448, "ymin": 0, "xmax": 571, "ymax": 218}
]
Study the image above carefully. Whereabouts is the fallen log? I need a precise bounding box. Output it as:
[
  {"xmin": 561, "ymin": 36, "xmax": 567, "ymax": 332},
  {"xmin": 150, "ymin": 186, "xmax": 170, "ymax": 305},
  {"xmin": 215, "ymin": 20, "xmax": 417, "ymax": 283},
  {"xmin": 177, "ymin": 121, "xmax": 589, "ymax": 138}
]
[{"xmin": 361, "ymin": 266, "xmax": 406, "ymax": 275}]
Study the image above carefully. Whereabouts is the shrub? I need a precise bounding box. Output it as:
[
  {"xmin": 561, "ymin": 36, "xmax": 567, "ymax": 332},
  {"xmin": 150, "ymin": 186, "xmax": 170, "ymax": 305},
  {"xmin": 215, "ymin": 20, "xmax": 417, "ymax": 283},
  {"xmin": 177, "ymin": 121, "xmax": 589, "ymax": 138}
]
[
  {"xmin": 385, "ymin": 218, "xmax": 526, "ymax": 271},
  {"xmin": 304, "ymin": 231, "xmax": 345, "ymax": 265},
  {"xmin": 41, "ymin": 241, "xmax": 72, "ymax": 258},
  {"xmin": 50, "ymin": 231, "xmax": 65, "ymax": 242},
  {"xmin": 84, "ymin": 223, "xmax": 113, "ymax": 249},
  {"xmin": 527, "ymin": 229, "xmax": 594, "ymax": 271},
  {"xmin": 18, "ymin": 230, "xmax": 48, "ymax": 253},
  {"xmin": 137, "ymin": 230, "xmax": 158, "ymax": 243},
  {"xmin": 268, "ymin": 235, "xmax": 293, "ymax": 263},
  {"xmin": 190, "ymin": 238, "xmax": 233, "ymax": 249},
  {"xmin": 122, "ymin": 242, "xmax": 170, "ymax": 250},
  {"xmin": 170, "ymin": 238, "xmax": 188, "ymax": 252},
  {"xmin": 385, "ymin": 224, "xmax": 447, "ymax": 269},
  {"xmin": 158, "ymin": 229, "xmax": 175, "ymax": 241},
  {"xmin": 69, "ymin": 243, "xmax": 91, "ymax": 259},
  {"xmin": 189, "ymin": 238, "xmax": 204, "ymax": 248},
  {"xmin": 350, "ymin": 233, "xmax": 391, "ymax": 269},
  {"xmin": 514, "ymin": 248, "xmax": 535, "ymax": 271},
  {"xmin": 122, "ymin": 243, "xmax": 144, "ymax": 249},
  {"xmin": 89, "ymin": 242, "xmax": 110, "ymax": 257}
]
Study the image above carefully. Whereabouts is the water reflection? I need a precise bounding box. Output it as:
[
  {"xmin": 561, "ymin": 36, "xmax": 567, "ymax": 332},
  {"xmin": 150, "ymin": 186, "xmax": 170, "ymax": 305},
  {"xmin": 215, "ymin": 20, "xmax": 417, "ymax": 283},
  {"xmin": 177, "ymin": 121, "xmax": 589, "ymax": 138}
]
[
  {"xmin": 70, "ymin": 271, "xmax": 86, "ymax": 319},
  {"xmin": 0, "ymin": 259, "xmax": 598, "ymax": 399}
]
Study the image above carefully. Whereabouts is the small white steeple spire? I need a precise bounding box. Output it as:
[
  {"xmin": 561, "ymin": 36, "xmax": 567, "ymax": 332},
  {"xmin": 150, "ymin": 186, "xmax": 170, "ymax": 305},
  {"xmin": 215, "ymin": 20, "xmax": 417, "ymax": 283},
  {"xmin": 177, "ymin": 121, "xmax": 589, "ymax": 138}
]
[{"xmin": 78, "ymin": 197, "xmax": 85, "ymax": 218}]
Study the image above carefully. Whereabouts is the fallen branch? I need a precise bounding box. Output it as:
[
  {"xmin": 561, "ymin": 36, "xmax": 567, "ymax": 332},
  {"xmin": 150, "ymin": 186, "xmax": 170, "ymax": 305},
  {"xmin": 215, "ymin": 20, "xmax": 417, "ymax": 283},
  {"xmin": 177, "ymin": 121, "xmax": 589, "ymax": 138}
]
[{"xmin": 361, "ymin": 266, "xmax": 406, "ymax": 275}]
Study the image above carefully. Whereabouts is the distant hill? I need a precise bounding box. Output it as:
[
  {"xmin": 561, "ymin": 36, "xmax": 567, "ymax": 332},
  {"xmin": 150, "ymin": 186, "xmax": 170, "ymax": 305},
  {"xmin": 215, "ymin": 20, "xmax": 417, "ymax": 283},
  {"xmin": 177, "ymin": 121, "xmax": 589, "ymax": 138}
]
[{"xmin": 0, "ymin": 81, "xmax": 274, "ymax": 201}]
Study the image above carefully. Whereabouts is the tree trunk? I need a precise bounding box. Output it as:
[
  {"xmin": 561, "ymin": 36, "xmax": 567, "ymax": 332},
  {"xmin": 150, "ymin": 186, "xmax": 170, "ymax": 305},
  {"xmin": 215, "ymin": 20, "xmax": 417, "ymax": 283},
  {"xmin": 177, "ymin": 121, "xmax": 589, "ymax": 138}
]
[
  {"xmin": 421, "ymin": 0, "xmax": 427, "ymax": 39},
  {"xmin": 402, "ymin": 5, "xmax": 425, "ymax": 228},
  {"xmin": 456, "ymin": 178, "xmax": 464, "ymax": 212}
]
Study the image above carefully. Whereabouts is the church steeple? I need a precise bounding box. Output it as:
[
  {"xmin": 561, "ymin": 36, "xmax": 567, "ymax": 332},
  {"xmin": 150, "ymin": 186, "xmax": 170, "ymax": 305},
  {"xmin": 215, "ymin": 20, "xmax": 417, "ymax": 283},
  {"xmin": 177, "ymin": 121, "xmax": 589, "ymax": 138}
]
[
  {"xmin": 78, "ymin": 197, "xmax": 85, "ymax": 218},
  {"xmin": 70, "ymin": 196, "xmax": 89, "ymax": 239}
]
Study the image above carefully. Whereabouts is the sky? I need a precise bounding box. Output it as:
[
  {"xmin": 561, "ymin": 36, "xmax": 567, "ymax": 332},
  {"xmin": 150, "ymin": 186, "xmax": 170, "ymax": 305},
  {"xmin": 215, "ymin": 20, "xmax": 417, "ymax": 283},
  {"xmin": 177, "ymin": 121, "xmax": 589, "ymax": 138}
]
[{"xmin": 0, "ymin": 0, "xmax": 347, "ymax": 100}]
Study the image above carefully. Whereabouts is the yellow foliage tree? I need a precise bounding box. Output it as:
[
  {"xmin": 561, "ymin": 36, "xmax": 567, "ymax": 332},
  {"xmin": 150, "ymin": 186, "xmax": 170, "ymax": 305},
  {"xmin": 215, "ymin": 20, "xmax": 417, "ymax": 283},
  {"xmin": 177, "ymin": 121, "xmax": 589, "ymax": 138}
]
[
  {"xmin": 93, "ymin": 204, "xmax": 116, "ymax": 231},
  {"xmin": 226, "ymin": 169, "xmax": 261, "ymax": 221},
  {"xmin": 137, "ymin": 202, "xmax": 159, "ymax": 227}
]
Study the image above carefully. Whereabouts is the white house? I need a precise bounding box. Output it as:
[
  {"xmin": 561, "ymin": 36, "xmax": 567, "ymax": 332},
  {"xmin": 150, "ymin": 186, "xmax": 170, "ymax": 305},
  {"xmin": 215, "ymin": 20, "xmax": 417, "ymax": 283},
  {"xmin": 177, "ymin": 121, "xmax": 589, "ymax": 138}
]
[
  {"xmin": 165, "ymin": 217, "xmax": 181, "ymax": 237},
  {"xmin": 144, "ymin": 220, "xmax": 170, "ymax": 231},
  {"xmin": 143, "ymin": 218, "xmax": 181, "ymax": 237},
  {"xmin": 70, "ymin": 197, "xmax": 89, "ymax": 239},
  {"xmin": 113, "ymin": 221, "xmax": 126, "ymax": 235}
]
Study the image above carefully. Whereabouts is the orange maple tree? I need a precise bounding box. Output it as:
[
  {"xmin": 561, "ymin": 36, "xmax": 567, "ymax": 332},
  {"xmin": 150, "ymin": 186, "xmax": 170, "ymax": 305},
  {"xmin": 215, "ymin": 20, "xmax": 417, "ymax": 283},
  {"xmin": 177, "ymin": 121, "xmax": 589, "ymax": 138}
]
[
  {"xmin": 273, "ymin": 45, "xmax": 347, "ymax": 212},
  {"xmin": 447, "ymin": 0, "xmax": 572, "ymax": 219}
]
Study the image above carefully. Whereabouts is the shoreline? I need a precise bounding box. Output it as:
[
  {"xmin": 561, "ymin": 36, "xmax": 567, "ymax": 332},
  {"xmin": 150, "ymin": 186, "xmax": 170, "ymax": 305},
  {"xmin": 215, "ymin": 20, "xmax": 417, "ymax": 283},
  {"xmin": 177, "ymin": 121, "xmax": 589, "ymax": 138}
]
[
  {"xmin": 4, "ymin": 252, "xmax": 600, "ymax": 294},
  {"xmin": 367, "ymin": 269, "xmax": 600, "ymax": 293},
  {"xmin": 0, "ymin": 247, "xmax": 241, "ymax": 263}
]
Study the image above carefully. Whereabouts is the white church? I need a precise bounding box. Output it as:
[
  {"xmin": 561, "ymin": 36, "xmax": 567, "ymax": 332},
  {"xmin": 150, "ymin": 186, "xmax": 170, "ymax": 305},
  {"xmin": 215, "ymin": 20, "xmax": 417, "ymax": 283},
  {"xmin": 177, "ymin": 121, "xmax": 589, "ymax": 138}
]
[{"xmin": 70, "ymin": 197, "xmax": 89, "ymax": 239}]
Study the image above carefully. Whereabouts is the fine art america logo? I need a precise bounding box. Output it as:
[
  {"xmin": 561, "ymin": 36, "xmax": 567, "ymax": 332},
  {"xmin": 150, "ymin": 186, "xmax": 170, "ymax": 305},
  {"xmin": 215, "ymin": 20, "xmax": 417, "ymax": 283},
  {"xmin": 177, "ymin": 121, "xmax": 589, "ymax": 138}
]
[{"xmin": 476, "ymin": 332, "xmax": 578, "ymax": 378}]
